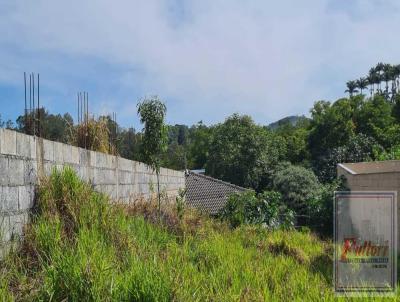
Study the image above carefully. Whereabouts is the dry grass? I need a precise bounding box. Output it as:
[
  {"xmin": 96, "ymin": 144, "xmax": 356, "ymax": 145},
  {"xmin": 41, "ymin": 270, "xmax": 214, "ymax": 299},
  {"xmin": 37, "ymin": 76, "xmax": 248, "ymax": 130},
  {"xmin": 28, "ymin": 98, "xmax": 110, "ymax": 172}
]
[
  {"xmin": 122, "ymin": 198, "xmax": 226, "ymax": 238},
  {"xmin": 69, "ymin": 117, "xmax": 113, "ymax": 154}
]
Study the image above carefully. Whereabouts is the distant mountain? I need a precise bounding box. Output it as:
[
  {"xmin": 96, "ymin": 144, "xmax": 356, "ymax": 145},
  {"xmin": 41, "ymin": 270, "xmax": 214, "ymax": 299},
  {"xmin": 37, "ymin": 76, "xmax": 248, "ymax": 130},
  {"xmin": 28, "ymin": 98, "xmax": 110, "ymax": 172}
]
[{"xmin": 268, "ymin": 115, "xmax": 308, "ymax": 130}]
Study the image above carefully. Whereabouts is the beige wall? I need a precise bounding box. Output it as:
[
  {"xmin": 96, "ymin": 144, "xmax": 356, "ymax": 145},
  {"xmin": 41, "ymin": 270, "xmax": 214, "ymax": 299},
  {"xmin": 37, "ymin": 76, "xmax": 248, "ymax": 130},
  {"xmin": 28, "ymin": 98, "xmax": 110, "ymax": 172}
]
[{"xmin": 337, "ymin": 165, "xmax": 399, "ymax": 250}]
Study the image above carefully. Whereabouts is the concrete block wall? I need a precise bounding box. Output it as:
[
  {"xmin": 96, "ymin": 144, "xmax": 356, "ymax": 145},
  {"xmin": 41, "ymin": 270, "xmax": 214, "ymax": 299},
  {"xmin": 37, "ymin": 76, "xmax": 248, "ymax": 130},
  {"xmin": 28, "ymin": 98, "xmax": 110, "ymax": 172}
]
[{"xmin": 0, "ymin": 129, "xmax": 185, "ymax": 258}]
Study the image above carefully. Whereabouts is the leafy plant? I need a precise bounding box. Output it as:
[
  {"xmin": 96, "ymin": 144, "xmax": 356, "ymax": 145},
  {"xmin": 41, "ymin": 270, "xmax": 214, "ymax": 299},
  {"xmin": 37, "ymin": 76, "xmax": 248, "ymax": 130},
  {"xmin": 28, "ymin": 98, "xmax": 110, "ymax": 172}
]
[
  {"xmin": 137, "ymin": 96, "xmax": 168, "ymax": 218},
  {"xmin": 219, "ymin": 190, "xmax": 294, "ymax": 229},
  {"xmin": 273, "ymin": 164, "xmax": 321, "ymax": 215}
]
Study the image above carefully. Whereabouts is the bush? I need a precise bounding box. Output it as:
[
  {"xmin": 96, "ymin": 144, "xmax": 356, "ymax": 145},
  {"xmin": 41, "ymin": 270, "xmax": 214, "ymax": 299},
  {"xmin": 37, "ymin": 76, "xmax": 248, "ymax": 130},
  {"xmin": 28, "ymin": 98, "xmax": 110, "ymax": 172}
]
[
  {"xmin": 68, "ymin": 117, "xmax": 113, "ymax": 154},
  {"xmin": 273, "ymin": 164, "xmax": 321, "ymax": 215},
  {"xmin": 219, "ymin": 190, "xmax": 294, "ymax": 229}
]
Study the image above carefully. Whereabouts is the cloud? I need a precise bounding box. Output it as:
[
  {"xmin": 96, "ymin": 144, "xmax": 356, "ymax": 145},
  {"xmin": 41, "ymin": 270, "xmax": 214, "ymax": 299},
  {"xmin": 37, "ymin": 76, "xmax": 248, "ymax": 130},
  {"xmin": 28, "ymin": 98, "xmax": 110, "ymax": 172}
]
[{"xmin": 1, "ymin": 0, "xmax": 400, "ymax": 127}]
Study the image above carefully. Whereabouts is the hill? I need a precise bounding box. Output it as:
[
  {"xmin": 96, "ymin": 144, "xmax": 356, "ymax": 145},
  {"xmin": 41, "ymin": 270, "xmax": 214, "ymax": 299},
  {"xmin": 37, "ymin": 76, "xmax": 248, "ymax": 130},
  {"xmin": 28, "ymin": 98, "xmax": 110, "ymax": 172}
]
[{"xmin": 268, "ymin": 115, "xmax": 309, "ymax": 130}]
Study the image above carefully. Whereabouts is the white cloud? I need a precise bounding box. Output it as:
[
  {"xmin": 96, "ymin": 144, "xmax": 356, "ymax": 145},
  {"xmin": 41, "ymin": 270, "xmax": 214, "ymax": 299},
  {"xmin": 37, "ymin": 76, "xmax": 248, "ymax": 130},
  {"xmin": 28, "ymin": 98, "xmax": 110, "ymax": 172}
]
[{"xmin": 1, "ymin": 0, "xmax": 400, "ymax": 126}]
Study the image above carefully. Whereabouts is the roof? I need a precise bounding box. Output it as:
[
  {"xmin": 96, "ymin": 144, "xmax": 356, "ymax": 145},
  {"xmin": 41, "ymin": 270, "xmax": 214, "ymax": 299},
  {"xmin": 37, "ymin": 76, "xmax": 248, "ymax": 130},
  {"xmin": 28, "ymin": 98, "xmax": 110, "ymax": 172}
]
[
  {"xmin": 338, "ymin": 160, "xmax": 400, "ymax": 175},
  {"xmin": 185, "ymin": 171, "xmax": 247, "ymax": 214},
  {"xmin": 190, "ymin": 169, "xmax": 205, "ymax": 174}
]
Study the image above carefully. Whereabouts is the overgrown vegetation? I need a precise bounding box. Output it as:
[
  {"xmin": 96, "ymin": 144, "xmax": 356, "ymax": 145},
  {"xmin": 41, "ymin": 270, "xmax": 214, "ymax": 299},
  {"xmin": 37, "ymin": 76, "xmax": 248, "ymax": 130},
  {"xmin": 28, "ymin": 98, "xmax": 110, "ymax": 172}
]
[
  {"xmin": 72, "ymin": 116, "xmax": 112, "ymax": 154},
  {"xmin": 0, "ymin": 168, "xmax": 339, "ymax": 301},
  {"xmin": 219, "ymin": 190, "xmax": 295, "ymax": 229}
]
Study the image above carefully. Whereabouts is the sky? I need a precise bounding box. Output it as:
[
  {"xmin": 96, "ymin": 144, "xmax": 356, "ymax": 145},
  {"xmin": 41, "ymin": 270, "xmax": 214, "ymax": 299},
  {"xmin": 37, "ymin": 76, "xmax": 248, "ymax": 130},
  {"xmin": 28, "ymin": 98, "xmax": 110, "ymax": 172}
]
[{"xmin": 1, "ymin": 0, "xmax": 400, "ymax": 129}]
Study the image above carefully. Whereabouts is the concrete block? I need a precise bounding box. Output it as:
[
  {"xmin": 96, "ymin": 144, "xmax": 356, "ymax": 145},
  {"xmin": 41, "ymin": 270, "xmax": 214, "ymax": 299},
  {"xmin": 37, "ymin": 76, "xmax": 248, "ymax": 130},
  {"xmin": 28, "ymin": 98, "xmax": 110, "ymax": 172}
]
[
  {"xmin": 62, "ymin": 144, "xmax": 72, "ymax": 164},
  {"xmin": 30, "ymin": 136, "xmax": 36, "ymax": 159},
  {"xmin": 110, "ymin": 156, "xmax": 117, "ymax": 169},
  {"xmin": 139, "ymin": 183, "xmax": 150, "ymax": 195},
  {"xmin": 96, "ymin": 152, "xmax": 107, "ymax": 168},
  {"xmin": 24, "ymin": 160, "xmax": 37, "ymax": 185},
  {"xmin": 44, "ymin": 162, "xmax": 54, "ymax": 176},
  {"xmin": 0, "ymin": 157, "xmax": 8, "ymax": 185},
  {"xmin": 123, "ymin": 184, "xmax": 133, "ymax": 198},
  {"xmin": 9, "ymin": 212, "xmax": 28, "ymax": 240},
  {"xmin": 118, "ymin": 171, "xmax": 131, "ymax": 184},
  {"xmin": 101, "ymin": 154, "xmax": 112, "ymax": 169},
  {"xmin": 79, "ymin": 148, "xmax": 89, "ymax": 166},
  {"xmin": 70, "ymin": 146, "xmax": 80, "ymax": 164},
  {"xmin": 136, "ymin": 162, "xmax": 146, "ymax": 173},
  {"xmin": 8, "ymin": 158, "xmax": 24, "ymax": 186},
  {"xmin": 93, "ymin": 168, "xmax": 103, "ymax": 184},
  {"xmin": 104, "ymin": 169, "xmax": 117, "ymax": 184},
  {"xmin": 118, "ymin": 158, "xmax": 132, "ymax": 171},
  {"xmin": 0, "ymin": 215, "xmax": 10, "ymax": 242},
  {"xmin": 89, "ymin": 151, "xmax": 96, "ymax": 167},
  {"xmin": 1, "ymin": 186, "xmax": 19, "ymax": 212},
  {"xmin": 0, "ymin": 129, "xmax": 16, "ymax": 156},
  {"xmin": 16, "ymin": 132, "xmax": 31, "ymax": 158},
  {"xmin": 73, "ymin": 165, "xmax": 83, "ymax": 180},
  {"xmin": 18, "ymin": 185, "xmax": 34, "ymax": 210},
  {"xmin": 53, "ymin": 142, "xmax": 64, "ymax": 163},
  {"xmin": 43, "ymin": 140, "xmax": 54, "ymax": 161},
  {"xmin": 138, "ymin": 173, "xmax": 146, "ymax": 184}
]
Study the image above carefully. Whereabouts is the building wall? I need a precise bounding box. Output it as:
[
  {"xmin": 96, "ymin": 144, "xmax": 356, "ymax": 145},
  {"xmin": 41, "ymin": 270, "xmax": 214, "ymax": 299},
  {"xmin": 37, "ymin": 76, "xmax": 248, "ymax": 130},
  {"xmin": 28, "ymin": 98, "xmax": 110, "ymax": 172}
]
[
  {"xmin": 0, "ymin": 129, "xmax": 185, "ymax": 258},
  {"xmin": 337, "ymin": 165, "xmax": 400, "ymax": 249}
]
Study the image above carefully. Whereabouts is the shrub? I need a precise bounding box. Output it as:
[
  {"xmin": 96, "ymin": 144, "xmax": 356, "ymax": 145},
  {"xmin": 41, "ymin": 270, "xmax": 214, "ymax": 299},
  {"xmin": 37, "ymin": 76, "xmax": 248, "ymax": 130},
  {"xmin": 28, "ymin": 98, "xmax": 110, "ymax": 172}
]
[
  {"xmin": 273, "ymin": 164, "xmax": 321, "ymax": 216},
  {"xmin": 68, "ymin": 117, "xmax": 112, "ymax": 154},
  {"xmin": 219, "ymin": 190, "xmax": 294, "ymax": 229}
]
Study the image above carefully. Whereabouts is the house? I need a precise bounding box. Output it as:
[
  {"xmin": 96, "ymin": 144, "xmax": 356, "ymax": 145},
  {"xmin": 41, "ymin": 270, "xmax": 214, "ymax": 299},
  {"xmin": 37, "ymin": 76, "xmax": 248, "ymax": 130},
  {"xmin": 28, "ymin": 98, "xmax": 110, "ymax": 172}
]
[
  {"xmin": 185, "ymin": 170, "xmax": 247, "ymax": 215},
  {"xmin": 337, "ymin": 160, "xmax": 400, "ymax": 249},
  {"xmin": 337, "ymin": 160, "xmax": 400, "ymax": 194}
]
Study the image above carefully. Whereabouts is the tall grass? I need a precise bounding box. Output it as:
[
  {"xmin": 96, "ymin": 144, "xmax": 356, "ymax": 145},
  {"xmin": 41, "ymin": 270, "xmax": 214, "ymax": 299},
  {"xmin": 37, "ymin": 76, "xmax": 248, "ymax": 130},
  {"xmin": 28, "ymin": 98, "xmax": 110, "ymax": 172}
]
[
  {"xmin": 0, "ymin": 167, "xmax": 390, "ymax": 301},
  {"xmin": 69, "ymin": 117, "xmax": 112, "ymax": 154}
]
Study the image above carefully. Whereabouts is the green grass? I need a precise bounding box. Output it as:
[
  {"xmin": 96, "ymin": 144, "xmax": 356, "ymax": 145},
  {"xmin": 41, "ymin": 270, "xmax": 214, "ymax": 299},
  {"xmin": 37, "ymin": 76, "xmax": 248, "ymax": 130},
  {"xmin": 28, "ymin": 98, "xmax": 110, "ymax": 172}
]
[{"xmin": 0, "ymin": 167, "xmax": 392, "ymax": 301}]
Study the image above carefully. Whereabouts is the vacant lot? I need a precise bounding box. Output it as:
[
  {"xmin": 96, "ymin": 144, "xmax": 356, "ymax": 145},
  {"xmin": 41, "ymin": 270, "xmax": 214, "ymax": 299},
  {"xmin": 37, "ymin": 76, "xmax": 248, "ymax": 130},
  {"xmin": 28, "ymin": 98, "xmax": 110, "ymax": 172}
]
[{"xmin": 0, "ymin": 168, "xmax": 380, "ymax": 301}]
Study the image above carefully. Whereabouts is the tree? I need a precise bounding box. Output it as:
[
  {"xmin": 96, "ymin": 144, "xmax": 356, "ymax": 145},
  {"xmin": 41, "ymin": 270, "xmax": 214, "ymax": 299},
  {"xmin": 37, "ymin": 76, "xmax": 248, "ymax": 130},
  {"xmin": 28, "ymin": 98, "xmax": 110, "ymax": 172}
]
[
  {"xmin": 345, "ymin": 80, "xmax": 358, "ymax": 97},
  {"xmin": 316, "ymin": 134, "xmax": 382, "ymax": 183},
  {"xmin": 368, "ymin": 67, "xmax": 377, "ymax": 96},
  {"xmin": 354, "ymin": 95, "xmax": 394, "ymax": 147},
  {"xmin": 116, "ymin": 127, "xmax": 142, "ymax": 161},
  {"xmin": 137, "ymin": 97, "xmax": 168, "ymax": 216},
  {"xmin": 272, "ymin": 117, "xmax": 310, "ymax": 164},
  {"xmin": 375, "ymin": 62, "xmax": 385, "ymax": 93},
  {"xmin": 382, "ymin": 63, "xmax": 393, "ymax": 98},
  {"xmin": 16, "ymin": 108, "xmax": 73, "ymax": 143},
  {"xmin": 187, "ymin": 121, "xmax": 213, "ymax": 169},
  {"xmin": 206, "ymin": 114, "xmax": 285, "ymax": 191},
  {"xmin": 308, "ymin": 98, "xmax": 356, "ymax": 160},
  {"xmin": 0, "ymin": 114, "xmax": 14, "ymax": 129},
  {"xmin": 272, "ymin": 164, "xmax": 322, "ymax": 225},
  {"xmin": 356, "ymin": 77, "xmax": 368, "ymax": 95}
]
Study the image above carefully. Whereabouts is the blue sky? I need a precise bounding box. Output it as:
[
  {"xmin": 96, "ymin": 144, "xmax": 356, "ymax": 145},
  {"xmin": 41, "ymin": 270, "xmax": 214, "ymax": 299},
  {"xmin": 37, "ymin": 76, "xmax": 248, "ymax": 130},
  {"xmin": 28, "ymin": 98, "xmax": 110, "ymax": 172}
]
[{"xmin": 1, "ymin": 0, "xmax": 400, "ymax": 129}]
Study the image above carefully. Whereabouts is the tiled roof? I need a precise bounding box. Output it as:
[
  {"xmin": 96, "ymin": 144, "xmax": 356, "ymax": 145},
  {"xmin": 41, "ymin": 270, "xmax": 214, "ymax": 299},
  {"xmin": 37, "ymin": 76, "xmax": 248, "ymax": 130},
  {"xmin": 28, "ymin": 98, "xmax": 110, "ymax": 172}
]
[{"xmin": 185, "ymin": 171, "xmax": 247, "ymax": 215}]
